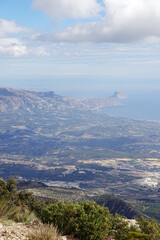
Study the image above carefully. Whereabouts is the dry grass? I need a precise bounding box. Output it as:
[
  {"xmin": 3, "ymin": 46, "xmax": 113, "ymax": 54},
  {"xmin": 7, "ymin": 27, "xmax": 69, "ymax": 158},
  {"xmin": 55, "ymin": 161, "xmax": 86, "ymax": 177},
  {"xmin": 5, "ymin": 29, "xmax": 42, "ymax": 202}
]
[
  {"xmin": 0, "ymin": 200, "xmax": 36, "ymax": 223},
  {"xmin": 28, "ymin": 224, "xmax": 61, "ymax": 240}
]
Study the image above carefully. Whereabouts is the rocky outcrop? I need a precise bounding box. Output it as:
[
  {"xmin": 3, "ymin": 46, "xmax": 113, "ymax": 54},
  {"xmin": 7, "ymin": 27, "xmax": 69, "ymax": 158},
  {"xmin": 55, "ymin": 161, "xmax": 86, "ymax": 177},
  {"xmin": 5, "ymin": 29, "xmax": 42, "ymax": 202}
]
[{"xmin": 112, "ymin": 91, "xmax": 127, "ymax": 99}]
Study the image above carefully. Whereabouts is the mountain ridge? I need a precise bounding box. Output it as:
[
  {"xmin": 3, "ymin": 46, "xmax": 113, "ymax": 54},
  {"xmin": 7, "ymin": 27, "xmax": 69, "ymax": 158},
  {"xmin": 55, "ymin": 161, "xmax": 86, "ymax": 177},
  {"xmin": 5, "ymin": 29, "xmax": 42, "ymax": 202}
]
[{"xmin": 0, "ymin": 87, "xmax": 122, "ymax": 113}]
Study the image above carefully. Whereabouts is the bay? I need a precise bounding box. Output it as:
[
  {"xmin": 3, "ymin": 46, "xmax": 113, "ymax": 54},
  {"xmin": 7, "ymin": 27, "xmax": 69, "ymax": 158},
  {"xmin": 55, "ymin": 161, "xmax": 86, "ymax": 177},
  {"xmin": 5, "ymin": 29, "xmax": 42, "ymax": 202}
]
[{"xmin": 103, "ymin": 90, "xmax": 160, "ymax": 121}]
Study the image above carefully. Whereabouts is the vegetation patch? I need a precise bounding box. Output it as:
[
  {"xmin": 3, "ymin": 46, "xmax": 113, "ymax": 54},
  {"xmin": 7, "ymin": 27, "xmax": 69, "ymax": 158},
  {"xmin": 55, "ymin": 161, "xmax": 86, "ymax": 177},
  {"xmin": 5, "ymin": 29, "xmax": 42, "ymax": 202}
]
[{"xmin": 0, "ymin": 178, "xmax": 160, "ymax": 240}]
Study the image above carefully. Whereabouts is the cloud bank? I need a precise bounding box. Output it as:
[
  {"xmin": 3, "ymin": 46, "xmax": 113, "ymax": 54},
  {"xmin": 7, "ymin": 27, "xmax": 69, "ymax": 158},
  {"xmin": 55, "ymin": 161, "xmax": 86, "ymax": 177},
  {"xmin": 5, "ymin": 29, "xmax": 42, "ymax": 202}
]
[
  {"xmin": 1, "ymin": 0, "xmax": 160, "ymax": 58},
  {"xmin": 34, "ymin": 0, "xmax": 160, "ymax": 43},
  {"xmin": 32, "ymin": 0, "xmax": 102, "ymax": 19}
]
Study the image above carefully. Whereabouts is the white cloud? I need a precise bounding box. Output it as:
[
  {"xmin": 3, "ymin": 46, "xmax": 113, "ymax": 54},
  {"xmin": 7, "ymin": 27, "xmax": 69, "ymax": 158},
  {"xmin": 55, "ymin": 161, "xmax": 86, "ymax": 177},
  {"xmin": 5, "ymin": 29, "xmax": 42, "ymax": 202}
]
[
  {"xmin": 37, "ymin": 0, "xmax": 160, "ymax": 43},
  {"xmin": 32, "ymin": 0, "xmax": 102, "ymax": 19},
  {"xmin": 0, "ymin": 19, "xmax": 49, "ymax": 57},
  {"xmin": 0, "ymin": 38, "xmax": 28, "ymax": 57},
  {"xmin": 0, "ymin": 38, "xmax": 50, "ymax": 57},
  {"xmin": 0, "ymin": 19, "xmax": 30, "ymax": 38},
  {"xmin": 103, "ymin": 0, "xmax": 160, "ymax": 42}
]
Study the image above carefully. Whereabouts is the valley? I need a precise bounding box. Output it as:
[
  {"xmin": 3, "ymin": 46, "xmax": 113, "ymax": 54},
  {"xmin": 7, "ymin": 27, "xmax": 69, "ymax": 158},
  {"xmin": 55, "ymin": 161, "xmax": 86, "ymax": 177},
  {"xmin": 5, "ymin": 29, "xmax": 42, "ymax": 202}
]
[{"xmin": 0, "ymin": 87, "xmax": 160, "ymax": 220}]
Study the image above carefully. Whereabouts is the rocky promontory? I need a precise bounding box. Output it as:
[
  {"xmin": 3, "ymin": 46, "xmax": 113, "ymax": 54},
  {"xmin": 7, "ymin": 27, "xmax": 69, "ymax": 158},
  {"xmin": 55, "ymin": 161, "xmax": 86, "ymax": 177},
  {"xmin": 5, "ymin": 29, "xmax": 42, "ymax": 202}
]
[{"xmin": 112, "ymin": 91, "xmax": 127, "ymax": 99}]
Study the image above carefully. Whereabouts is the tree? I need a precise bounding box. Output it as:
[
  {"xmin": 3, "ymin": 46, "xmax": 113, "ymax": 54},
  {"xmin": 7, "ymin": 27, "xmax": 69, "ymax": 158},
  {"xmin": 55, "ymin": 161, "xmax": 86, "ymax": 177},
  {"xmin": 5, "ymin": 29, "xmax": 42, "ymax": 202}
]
[{"xmin": 6, "ymin": 177, "xmax": 17, "ymax": 193}]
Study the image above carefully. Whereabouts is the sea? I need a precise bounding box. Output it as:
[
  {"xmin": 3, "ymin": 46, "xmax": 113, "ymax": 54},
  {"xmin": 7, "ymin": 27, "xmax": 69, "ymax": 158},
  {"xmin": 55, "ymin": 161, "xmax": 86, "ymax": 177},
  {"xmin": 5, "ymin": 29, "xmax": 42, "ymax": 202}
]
[{"xmin": 102, "ymin": 90, "xmax": 160, "ymax": 121}]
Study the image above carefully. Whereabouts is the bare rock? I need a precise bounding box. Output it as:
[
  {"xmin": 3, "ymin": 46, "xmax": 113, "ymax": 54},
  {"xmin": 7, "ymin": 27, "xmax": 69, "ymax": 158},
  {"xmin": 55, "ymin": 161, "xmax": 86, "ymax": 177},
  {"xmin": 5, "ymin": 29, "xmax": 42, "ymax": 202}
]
[{"xmin": 59, "ymin": 237, "xmax": 67, "ymax": 240}]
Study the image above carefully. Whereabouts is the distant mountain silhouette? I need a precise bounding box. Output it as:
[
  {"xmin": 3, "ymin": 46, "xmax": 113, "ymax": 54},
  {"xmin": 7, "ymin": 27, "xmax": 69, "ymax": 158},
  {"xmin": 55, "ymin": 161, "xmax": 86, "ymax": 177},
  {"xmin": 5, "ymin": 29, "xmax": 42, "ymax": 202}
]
[{"xmin": 0, "ymin": 87, "xmax": 122, "ymax": 113}]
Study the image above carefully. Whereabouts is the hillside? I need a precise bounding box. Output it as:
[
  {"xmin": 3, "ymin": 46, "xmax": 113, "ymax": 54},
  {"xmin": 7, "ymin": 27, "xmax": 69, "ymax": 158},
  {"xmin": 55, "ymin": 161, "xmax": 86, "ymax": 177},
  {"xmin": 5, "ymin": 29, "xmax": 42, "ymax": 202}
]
[
  {"xmin": 93, "ymin": 194, "xmax": 142, "ymax": 219},
  {"xmin": 17, "ymin": 180, "xmax": 142, "ymax": 219}
]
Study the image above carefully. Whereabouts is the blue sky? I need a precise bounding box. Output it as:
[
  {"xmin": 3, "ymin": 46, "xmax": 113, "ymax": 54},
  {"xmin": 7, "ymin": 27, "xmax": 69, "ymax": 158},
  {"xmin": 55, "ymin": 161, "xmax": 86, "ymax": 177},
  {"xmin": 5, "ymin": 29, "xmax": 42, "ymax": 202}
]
[{"xmin": 1, "ymin": 0, "xmax": 160, "ymax": 97}]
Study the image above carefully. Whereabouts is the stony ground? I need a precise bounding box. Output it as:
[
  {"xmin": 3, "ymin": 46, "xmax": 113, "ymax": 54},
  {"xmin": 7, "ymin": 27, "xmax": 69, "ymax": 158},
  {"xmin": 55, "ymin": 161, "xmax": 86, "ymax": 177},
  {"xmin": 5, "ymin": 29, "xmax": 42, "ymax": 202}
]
[
  {"xmin": 0, "ymin": 222, "xmax": 31, "ymax": 240},
  {"xmin": 0, "ymin": 221, "xmax": 79, "ymax": 240},
  {"xmin": 0, "ymin": 221, "xmax": 70, "ymax": 240}
]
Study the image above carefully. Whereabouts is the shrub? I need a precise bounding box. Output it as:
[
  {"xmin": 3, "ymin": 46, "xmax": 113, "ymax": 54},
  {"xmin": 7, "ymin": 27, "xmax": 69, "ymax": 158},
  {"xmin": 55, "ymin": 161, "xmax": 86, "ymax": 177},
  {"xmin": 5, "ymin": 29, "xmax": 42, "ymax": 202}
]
[
  {"xmin": 127, "ymin": 231, "xmax": 149, "ymax": 240},
  {"xmin": 138, "ymin": 216, "xmax": 160, "ymax": 240},
  {"xmin": 18, "ymin": 190, "xmax": 45, "ymax": 216},
  {"xmin": 41, "ymin": 201, "xmax": 112, "ymax": 240},
  {"xmin": 110, "ymin": 214, "xmax": 130, "ymax": 240}
]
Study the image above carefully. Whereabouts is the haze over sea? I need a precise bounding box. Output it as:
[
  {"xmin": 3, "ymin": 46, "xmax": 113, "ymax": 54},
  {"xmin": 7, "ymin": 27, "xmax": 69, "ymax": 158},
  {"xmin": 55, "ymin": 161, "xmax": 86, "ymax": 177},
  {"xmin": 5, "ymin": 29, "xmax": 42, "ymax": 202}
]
[
  {"xmin": 54, "ymin": 87, "xmax": 160, "ymax": 122},
  {"xmin": 103, "ymin": 90, "xmax": 160, "ymax": 121},
  {"xmin": 55, "ymin": 86, "xmax": 160, "ymax": 122}
]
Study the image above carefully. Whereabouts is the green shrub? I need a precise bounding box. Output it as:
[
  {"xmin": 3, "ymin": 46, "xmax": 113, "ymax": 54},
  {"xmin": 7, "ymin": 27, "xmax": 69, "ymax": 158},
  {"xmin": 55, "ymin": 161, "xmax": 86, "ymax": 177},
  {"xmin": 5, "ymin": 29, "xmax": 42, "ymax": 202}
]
[
  {"xmin": 138, "ymin": 216, "xmax": 160, "ymax": 240},
  {"xmin": 41, "ymin": 201, "xmax": 111, "ymax": 240},
  {"xmin": 127, "ymin": 231, "xmax": 149, "ymax": 240},
  {"xmin": 110, "ymin": 214, "xmax": 130, "ymax": 240},
  {"xmin": 18, "ymin": 190, "xmax": 45, "ymax": 216}
]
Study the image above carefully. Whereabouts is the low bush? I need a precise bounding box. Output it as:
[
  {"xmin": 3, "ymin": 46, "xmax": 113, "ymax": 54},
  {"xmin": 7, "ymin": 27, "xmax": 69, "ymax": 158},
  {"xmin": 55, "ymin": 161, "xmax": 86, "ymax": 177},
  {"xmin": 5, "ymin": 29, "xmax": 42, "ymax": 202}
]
[{"xmin": 41, "ymin": 201, "xmax": 112, "ymax": 240}]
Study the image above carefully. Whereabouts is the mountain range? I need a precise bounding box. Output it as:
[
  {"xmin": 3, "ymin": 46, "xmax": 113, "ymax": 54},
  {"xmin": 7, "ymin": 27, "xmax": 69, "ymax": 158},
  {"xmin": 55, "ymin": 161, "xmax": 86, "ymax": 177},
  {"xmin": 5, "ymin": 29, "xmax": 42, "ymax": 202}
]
[{"xmin": 0, "ymin": 87, "xmax": 122, "ymax": 113}]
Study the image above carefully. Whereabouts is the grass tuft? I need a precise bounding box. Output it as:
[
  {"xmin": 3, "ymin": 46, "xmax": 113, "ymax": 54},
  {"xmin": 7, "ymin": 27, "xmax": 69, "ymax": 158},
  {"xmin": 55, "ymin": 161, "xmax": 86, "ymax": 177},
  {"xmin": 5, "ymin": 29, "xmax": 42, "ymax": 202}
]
[{"xmin": 28, "ymin": 224, "xmax": 60, "ymax": 240}]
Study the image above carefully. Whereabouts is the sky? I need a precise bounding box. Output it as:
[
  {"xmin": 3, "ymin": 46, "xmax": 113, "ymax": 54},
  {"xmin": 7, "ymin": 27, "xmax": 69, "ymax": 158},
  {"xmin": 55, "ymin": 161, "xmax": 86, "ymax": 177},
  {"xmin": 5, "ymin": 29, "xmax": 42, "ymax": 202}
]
[{"xmin": 1, "ymin": 0, "xmax": 160, "ymax": 97}]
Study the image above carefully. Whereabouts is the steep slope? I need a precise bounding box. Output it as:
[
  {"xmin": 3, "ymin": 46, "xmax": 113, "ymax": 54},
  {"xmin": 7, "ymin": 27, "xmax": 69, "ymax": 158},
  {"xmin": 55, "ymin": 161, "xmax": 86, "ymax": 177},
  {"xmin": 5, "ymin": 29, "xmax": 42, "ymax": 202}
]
[{"xmin": 93, "ymin": 194, "xmax": 142, "ymax": 219}]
